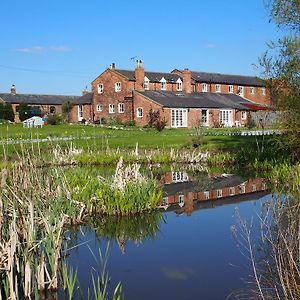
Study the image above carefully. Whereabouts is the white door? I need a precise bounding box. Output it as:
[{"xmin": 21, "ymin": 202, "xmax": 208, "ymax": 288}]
[
  {"xmin": 78, "ymin": 105, "xmax": 83, "ymax": 122},
  {"xmin": 171, "ymin": 109, "xmax": 188, "ymax": 128},
  {"xmin": 201, "ymin": 109, "xmax": 209, "ymax": 126},
  {"xmin": 220, "ymin": 110, "xmax": 233, "ymax": 127}
]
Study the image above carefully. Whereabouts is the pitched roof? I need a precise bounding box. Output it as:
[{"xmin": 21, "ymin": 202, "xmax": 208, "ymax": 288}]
[
  {"xmin": 75, "ymin": 92, "xmax": 93, "ymax": 104},
  {"xmin": 0, "ymin": 93, "xmax": 81, "ymax": 105},
  {"xmin": 164, "ymin": 174, "xmax": 246, "ymax": 196},
  {"xmin": 115, "ymin": 69, "xmax": 181, "ymax": 83},
  {"xmin": 137, "ymin": 90, "xmax": 255, "ymax": 110},
  {"xmin": 190, "ymin": 71, "xmax": 265, "ymax": 87}
]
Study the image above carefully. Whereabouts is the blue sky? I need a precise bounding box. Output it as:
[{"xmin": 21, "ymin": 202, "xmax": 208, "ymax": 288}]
[{"xmin": 0, "ymin": 0, "xmax": 281, "ymax": 95}]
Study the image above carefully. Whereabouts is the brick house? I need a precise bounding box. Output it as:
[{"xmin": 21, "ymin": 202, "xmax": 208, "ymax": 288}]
[
  {"xmin": 0, "ymin": 85, "xmax": 92, "ymax": 123},
  {"xmin": 92, "ymin": 60, "xmax": 270, "ymax": 128},
  {"xmin": 158, "ymin": 171, "xmax": 267, "ymax": 215}
]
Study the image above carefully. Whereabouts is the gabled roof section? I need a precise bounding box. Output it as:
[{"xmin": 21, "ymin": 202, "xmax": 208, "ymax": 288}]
[
  {"xmin": 0, "ymin": 93, "xmax": 80, "ymax": 105},
  {"xmin": 74, "ymin": 92, "xmax": 93, "ymax": 104},
  {"xmin": 115, "ymin": 69, "xmax": 182, "ymax": 83},
  {"xmin": 137, "ymin": 90, "xmax": 257, "ymax": 110},
  {"xmin": 190, "ymin": 71, "xmax": 265, "ymax": 87}
]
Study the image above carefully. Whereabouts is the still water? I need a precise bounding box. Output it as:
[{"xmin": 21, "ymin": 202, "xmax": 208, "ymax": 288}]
[{"xmin": 65, "ymin": 168, "xmax": 270, "ymax": 299}]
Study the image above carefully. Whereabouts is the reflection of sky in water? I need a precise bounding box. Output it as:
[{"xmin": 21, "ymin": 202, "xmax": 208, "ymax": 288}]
[
  {"xmin": 66, "ymin": 193, "xmax": 271, "ymax": 300},
  {"xmin": 161, "ymin": 267, "xmax": 196, "ymax": 280}
]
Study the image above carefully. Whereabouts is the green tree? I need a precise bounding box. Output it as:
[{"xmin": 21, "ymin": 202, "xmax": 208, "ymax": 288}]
[
  {"xmin": 3, "ymin": 103, "xmax": 15, "ymax": 122},
  {"xmin": 18, "ymin": 103, "xmax": 29, "ymax": 121},
  {"xmin": 62, "ymin": 101, "xmax": 74, "ymax": 122},
  {"xmin": 260, "ymin": 0, "xmax": 300, "ymax": 160}
]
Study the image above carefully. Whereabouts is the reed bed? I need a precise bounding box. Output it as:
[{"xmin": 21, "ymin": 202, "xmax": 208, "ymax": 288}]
[{"xmin": 66, "ymin": 157, "xmax": 163, "ymax": 216}]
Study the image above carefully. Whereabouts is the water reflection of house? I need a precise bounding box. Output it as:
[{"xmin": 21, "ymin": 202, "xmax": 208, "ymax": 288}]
[{"xmin": 158, "ymin": 172, "xmax": 267, "ymax": 215}]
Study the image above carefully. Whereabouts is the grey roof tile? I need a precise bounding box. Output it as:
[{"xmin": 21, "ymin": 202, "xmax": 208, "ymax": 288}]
[
  {"xmin": 138, "ymin": 90, "xmax": 253, "ymax": 110},
  {"xmin": 190, "ymin": 71, "xmax": 265, "ymax": 87},
  {"xmin": 115, "ymin": 69, "xmax": 181, "ymax": 83},
  {"xmin": 0, "ymin": 93, "xmax": 82, "ymax": 105}
]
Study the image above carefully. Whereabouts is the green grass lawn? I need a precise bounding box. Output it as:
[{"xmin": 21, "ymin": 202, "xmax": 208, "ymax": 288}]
[{"xmin": 0, "ymin": 123, "xmax": 272, "ymax": 160}]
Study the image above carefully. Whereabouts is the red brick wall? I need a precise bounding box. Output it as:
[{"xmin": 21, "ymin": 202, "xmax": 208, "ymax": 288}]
[
  {"xmin": 11, "ymin": 104, "xmax": 63, "ymax": 123},
  {"xmin": 158, "ymin": 177, "xmax": 267, "ymax": 209},
  {"xmin": 69, "ymin": 104, "xmax": 92, "ymax": 123},
  {"xmin": 92, "ymin": 69, "xmax": 133, "ymax": 123},
  {"xmin": 133, "ymin": 92, "xmax": 251, "ymax": 128}
]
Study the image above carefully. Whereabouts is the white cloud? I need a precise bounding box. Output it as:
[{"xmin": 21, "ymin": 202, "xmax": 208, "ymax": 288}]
[
  {"xmin": 16, "ymin": 46, "xmax": 44, "ymax": 54},
  {"xmin": 15, "ymin": 45, "xmax": 71, "ymax": 54},
  {"xmin": 205, "ymin": 43, "xmax": 216, "ymax": 49},
  {"xmin": 49, "ymin": 45, "xmax": 71, "ymax": 52}
]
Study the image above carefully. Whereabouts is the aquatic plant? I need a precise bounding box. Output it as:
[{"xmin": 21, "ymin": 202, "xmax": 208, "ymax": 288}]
[
  {"xmin": 66, "ymin": 157, "xmax": 163, "ymax": 216},
  {"xmin": 91, "ymin": 212, "xmax": 164, "ymax": 253}
]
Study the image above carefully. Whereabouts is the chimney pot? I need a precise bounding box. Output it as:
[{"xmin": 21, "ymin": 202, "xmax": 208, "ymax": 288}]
[
  {"xmin": 136, "ymin": 59, "xmax": 143, "ymax": 69},
  {"xmin": 11, "ymin": 84, "xmax": 16, "ymax": 95}
]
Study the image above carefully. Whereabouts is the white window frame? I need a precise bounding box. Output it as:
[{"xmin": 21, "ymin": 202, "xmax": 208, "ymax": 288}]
[
  {"xmin": 115, "ymin": 82, "xmax": 121, "ymax": 92},
  {"xmin": 162, "ymin": 196, "xmax": 169, "ymax": 206},
  {"xmin": 250, "ymin": 87, "xmax": 255, "ymax": 95},
  {"xmin": 109, "ymin": 104, "xmax": 115, "ymax": 114},
  {"xmin": 252, "ymin": 184, "xmax": 257, "ymax": 192},
  {"xmin": 238, "ymin": 86, "xmax": 244, "ymax": 97},
  {"xmin": 228, "ymin": 85, "xmax": 234, "ymax": 93},
  {"xmin": 261, "ymin": 87, "xmax": 266, "ymax": 96},
  {"xmin": 176, "ymin": 78, "xmax": 182, "ymax": 91},
  {"xmin": 179, "ymin": 194, "xmax": 185, "ymax": 206},
  {"xmin": 137, "ymin": 107, "xmax": 143, "ymax": 118},
  {"xmin": 118, "ymin": 103, "xmax": 124, "ymax": 113},
  {"xmin": 215, "ymin": 84, "xmax": 221, "ymax": 93},
  {"xmin": 97, "ymin": 83, "xmax": 103, "ymax": 94},
  {"xmin": 144, "ymin": 76, "xmax": 150, "ymax": 90},
  {"xmin": 78, "ymin": 105, "xmax": 83, "ymax": 121},
  {"xmin": 229, "ymin": 187, "xmax": 235, "ymax": 196},
  {"xmin": 217, "ymin": 189, "xmax": 223, "ymax": 198},
  {"xmin": 239, "ymin": 183, "xmax": 245, "ymax": 194},
  {"xmin": 172, "ymin": 171, "xmax": 188, "ymax": 183},
  {"xmin": 160, "ymin": 78, "xmax": 167, "ymax": 91},
  {"xmin": 171, "ymin": 109, "xmax": 188, "ymax": 128},
  {"xmin": 241, "ymin": 111, "xmax": 247, "ymax": 120},
  {"xmin": 204, "ymin": 191, "xmax": 210, "ymax": 200},
  {"xmin": 96, "ymin": 104, "xmax": 103, "ymax": 112},
  {"xmin": 219, "ymin": 109, "xmax": 233, "ymax": 127},
  {"xmin": 202, "ymin": 83, "xmax": 208, "ymax": 92}
]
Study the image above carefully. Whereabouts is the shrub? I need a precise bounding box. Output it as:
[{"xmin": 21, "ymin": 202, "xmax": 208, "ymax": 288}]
[
  {"xmin": 125, "ymin": 120, "xmax": 136, "ymax": 127},
  {"xmin": 18, "ymin": 103, "xmax": 29, "ymax": 121},
  {"xmin": 154, "ymin": 118, "xmax": 167, "ymax": 132},
  {"xmin": 0, "ymin": 103, "xmax": 14, "ymax": 121},
  {"xmin": 47, "ymin": 114, "xmax": 63, "ymax": 125}
]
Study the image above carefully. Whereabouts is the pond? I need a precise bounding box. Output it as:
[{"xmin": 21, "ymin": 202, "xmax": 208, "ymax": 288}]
[{"xmin": 64, "ymin": 167, "xmax": 271, "ymax": 299}]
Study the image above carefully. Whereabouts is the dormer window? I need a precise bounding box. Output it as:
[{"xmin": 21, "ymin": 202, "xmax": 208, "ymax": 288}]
[
  {"xmin": 202, "ymin": 83, "xmax": 208, "ymax": 92},
  {"xmin": 228, "ymin": 85, "xmax": 234, "ymax": 93},
  {"xmin": 97, "ymin": 83, "xmax": 103, "ymax": 94},
  {"xmin": 238, "ymin": 86, "xmax": 244, "ymax": 97},
  {"xmin": 160, "ymin": 78, "xmax": 167, "ymax": 91},
  {"xmin": 176, "ymin": 78, "xmax": 182, "ymax": 91},
  {"xmin": 144, "ymin": 76, "xmax": 150, "ymax": 90},
  {"xmin": 215, "ymin": 84, "xmax": 221, "ymax": 93},
  {"xmin": 115, "ymin": 82, "xmax": 121, "ymax": 92}
]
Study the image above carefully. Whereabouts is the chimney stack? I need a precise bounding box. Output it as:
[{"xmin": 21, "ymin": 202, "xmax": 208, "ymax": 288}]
[
  {"xmin": 135, "ymin": 59, "xmax": 145, "ymax": 92},
  {"xmin": 109, "ymin": 63, "xmax": 116, "ymax": 70},
  {"xmin": 82, "ymin": 86, "xmax": 89, "ymax": 96},
  {"xmin": 11, "ymin": 84, "xmax": 16, "ymax": 95},
  {"xmin": 182, "ymin": 68, "xmax": 192, "ymax": 93}
]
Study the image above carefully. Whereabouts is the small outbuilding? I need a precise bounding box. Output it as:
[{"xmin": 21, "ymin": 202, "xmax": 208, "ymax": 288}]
[{"xmin": 23, "ymin": 116, "xmax": 44, "ymax": 128}]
